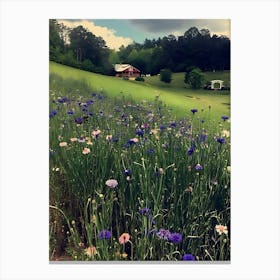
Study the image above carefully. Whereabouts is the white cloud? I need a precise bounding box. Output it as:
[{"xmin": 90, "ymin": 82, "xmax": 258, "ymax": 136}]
[{"xmin": 57, "ymin": 20, "xmax": 132, "ymax": 50}]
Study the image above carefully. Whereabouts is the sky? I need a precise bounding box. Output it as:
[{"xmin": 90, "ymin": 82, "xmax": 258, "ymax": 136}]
[{"xmin": 57, "ymin": 19, "xmax": 230, "ymax": 50}]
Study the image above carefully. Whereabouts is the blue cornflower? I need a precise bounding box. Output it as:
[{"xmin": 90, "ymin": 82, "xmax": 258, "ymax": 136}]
[
  {"xmin": 191, "ymin": 109, "xmax": 198, "ymax": 114},
  {"xmin": 88, "ymin": 112, "xmax": 94, "ymax": 117},
  {"xmin": 187, "ymin": 146, "xmax": 195, "ymax": 155},
  {"xmin": 127, "ymin": 139, "xmax": 137, "ymax": 145},
  {"xmin": 92, "ymin": 93, "xmax": 97, "ymax": 97},
  {"xmin": 98, "ymin": 229, "xmax": 111, "ymax": 239},
  {"xmin": 168, "ymin": 233, "xmax": 183, "ymax": 243},
  {"xmin": 58, "ymin": 97, "xmax": 68, "ymax": 103},
  {"xmin": 159, "ymin": 124, "xmax": 166, "ymax": 130},
  {"xmin": 123, "ymin": 169, "xmax": 131, "ymax": 176},
  {"xmin": 138, "ymin": 207, "xmax": 150, "ymax": 215},
  {"xmin": 135, "ymin": 129, "xmax": 144, "ymax": 136},
  {"xmin": 98, "ymin": 95, "xmax": 103, "ymax": 100},
  {"xmin": 195, "ymin": 164, "xmax": 203, "ymax": 171},
  {"xmin": 221, "ymin": 116, "xmax": 229, "ymax": 121},
  {"xmin": 67, "ymin": 110, "xmax": 74, "ymax": 115},
  {"xmin": 49, "ymin": 110, "xmax": 57, "ymax": 118},
  {"xmin": 156, "ymin": 229, "xmax": 171, "ymax": 240},
  {"xmin": 169, "ymin": 122, "xmax": 176, "ymax": 128},
  {"xmin": 200, "ymin": 133, "xmax": 207, "ymax": 142},
  {"xmin": 123, "ymin": 143, "xmax": 130, "ymax": 149},
  {"xmin": 182, "ymin": 254, "xmax": 195, "ymax": 261},
  {"xmin": 217, "ymin": 137, "xmax": 225, "ymax": 144},
  {"xmin": 86, "ymin": 99, "xmax": 94, "ymax": 106},
  {"xmin": 75, "ymin": 117, "xmax": 83, "ymax": 124},
  {"xmin": 147, "ymin": 148, "xmax": 154, "ymax": 155}
]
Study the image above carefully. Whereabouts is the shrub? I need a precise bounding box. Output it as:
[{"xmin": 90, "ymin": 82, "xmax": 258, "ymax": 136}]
[
  {"xmin": 184, "ymin": 66, "xmax": 196, "ymax": 84},
  {"xmin": 160, "ymin": 68, "xmax": 172, "ymax": 83},
  {"xmin": 135, "ymin": 77, "xmax": 145, "ymax": 82},
  {"xmin": 81, "ymin": 59, "xmax": 95, "ymax": 72},
  {"xmin": 188, "ymin": 68, "xmax": 205, "ymax": 89}
]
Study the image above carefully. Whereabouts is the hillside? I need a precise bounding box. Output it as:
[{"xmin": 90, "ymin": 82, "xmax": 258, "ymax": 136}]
[{"xmin": 49, "ymin": 62, "xmax": 230, "ymax": 120}]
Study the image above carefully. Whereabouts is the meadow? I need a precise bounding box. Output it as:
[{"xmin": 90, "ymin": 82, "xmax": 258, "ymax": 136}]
[
  {"xmin": 49, "ymin": 65, "xmax": 230, "ymax": 261},
  {"xmin": 50, "ymin": 62, "xmax": 230, "ymax": 121}
]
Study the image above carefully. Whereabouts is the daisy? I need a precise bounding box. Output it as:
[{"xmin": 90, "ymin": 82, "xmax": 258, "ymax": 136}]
[
  {"xmin": 82, "ymin": 148, "xmax": 90, "ymax": 155},
  {"xmin": 215, "ymin": 224, "xmax": 228, "ymax": 235},
  {"xmin": 105, "ymin": 179, "xmax": 118, "ymax": 188},
  {"xmin": 59, "ymin": 142, "xmax": 67, "ymax": 147}
]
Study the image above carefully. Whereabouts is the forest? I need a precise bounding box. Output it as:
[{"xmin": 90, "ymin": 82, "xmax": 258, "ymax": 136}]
[{"xmin": 49, "ymin": 19, "xmax": 230, "ymax": 76}]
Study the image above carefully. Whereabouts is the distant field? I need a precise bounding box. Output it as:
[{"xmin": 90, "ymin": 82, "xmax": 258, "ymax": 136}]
[
  {"xmin": 49, "ymin": 62, "xmax": 230, "ymax": 121},
  {"xmin": 143, "ymin": 71, "xmax": 230, "ymax": 89}
]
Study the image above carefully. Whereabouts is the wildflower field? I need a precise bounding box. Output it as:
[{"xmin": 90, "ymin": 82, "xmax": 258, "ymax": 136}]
[{"xmin": 49, "ymin": 73, "xmax": 230, "ymax": 262}]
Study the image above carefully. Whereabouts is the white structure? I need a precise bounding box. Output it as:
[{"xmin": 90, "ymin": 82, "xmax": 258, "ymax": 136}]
[{"xmin": 210, "ymin": 80, "xmax": 224, "ymax": 90}]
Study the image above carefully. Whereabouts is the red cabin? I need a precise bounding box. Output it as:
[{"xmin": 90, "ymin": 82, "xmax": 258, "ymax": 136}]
[{"xmin": 114, "ymin": 64, "xmax": 140, "ymax": 79}]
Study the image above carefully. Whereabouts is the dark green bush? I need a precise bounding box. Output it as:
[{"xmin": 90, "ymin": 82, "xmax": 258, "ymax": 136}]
[
  {"xmin": 135, "ymin": 77, "xmax": 145, "ymax": 82},
  {"xmin": 160, "ymin": 68, "xmax": 172, "ymax": 83}
]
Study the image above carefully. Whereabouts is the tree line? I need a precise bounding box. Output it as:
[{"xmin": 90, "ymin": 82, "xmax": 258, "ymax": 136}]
[{"xmin": 50, "ymin": 19, "xmax": 230, "ymax": 76}]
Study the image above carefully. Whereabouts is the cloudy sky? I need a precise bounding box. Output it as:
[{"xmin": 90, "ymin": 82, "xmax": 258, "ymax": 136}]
[{"xmin": 57, "ymin": 19, "xmax": 230, "ymax": 50}]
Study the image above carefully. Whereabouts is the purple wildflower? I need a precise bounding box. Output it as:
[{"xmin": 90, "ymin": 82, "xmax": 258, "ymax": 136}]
[
  {"xmin": 195, "ymin": 164, "xmax": 203, "ymax": 171},
  {"xmin": 58, "ymin": 97, "xmax": 68, "ymax": 103},
  {"xmin": 75, "ymin": 117, "xmax": 84, "ymax": 124},
  {"xmin": 67, "ymin": 110, "xmax": 74, "ymax": 115},
  {"xmin": 221, "ymin": 116, "xmax": 229, "ymax": 121},
  {"xmin": 182, "ymin": 254, "xmax": 195, "ymax": 261},
  {"xmin": 200, "ymin": 133, "xmax": 207, "ymax": 142},
  {"xmin": 191, "ymin": 109, "xmax": 198, "ymax": 114},
  {"xmin": 123, "ymin": 169, "xmax": 131, "ymax": 176},
  {"xmin": 98, "ymin": 229, "xmax": 111, "ymax": 240},
  {"xmin": 138, "ymin": 207, "xmax": 150, "ymax": 215},
  {"xmin": 168, "ymin": 232, "xmax": 183, "ymax": 243},
  {"xmin": 217, "ymin": 137, "xmax": 225, "ymax": 144},
  {"xmin": 187, "ymin": 146, "xmax": 195, "ymax": 155},
  {"xmin": 135, "ymin": 129, "xmax": 144, "ymax": 136},
  {"xmin": 156, "ymin": 228, "xmax": 171, "ymax": 240},
  {"xmin": 49, "ymin": 110, "xmax": 57, "ymax": 118},
  {"xmin": 86, "ymin": 99, "xmax": 94, "ymax": 106}
]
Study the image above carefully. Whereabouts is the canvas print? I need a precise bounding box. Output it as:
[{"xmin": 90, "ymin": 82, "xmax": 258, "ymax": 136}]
[{"xmin": 49, "ymin": 19, "xmax": 230, "ymax": 262}]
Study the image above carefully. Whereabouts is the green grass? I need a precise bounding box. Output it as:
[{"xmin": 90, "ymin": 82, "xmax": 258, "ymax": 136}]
[
  {"xmin": 49, "ymin": 75, "xmax": 230, "ymax": 261},
  {"xmin": 49, "ymin": 62, "xmax": 230, "ymax": 121}
]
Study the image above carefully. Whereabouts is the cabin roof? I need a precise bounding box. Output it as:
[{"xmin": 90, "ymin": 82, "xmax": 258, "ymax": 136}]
[{"xmin": 114, "ymin": 64, "xmax": 140, "ymax": 72}]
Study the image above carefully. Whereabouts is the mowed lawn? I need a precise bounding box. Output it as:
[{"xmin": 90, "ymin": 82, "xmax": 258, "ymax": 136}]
[{"xmin": 50, "ymin": 62, "xmax": 230, "ymax": 120}]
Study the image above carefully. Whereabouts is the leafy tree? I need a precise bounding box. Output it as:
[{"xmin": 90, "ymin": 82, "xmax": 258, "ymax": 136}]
[
  {"xmin": 82, "ymin": 59, "xmax": 95, "ymax": 72},
  {"xmin": 184, "ymin": 26, "xmax": 201, "ymax": 39},
  {"xmin": 49, "ymin": 19, "xmax": 64, "ymax": 61},
  {"xmin": 184, "ymin": 66, "xmax": 197, "ymax": 84},
  {"xmin": 160, "ymin": 68, "xmax": 172, "ymax": 83},
  {"xmin": 187, "ymin": 68, "xmax": 204, "ymax": 89}
]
